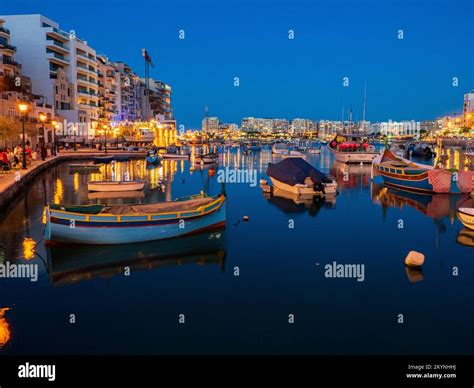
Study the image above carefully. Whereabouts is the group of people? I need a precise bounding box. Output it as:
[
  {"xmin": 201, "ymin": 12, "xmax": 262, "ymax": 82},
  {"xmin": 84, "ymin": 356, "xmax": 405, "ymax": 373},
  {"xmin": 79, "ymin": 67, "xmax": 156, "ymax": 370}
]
[{"xmin": 0, "ymin": 143, "xmax": 33, "ymax": 171}]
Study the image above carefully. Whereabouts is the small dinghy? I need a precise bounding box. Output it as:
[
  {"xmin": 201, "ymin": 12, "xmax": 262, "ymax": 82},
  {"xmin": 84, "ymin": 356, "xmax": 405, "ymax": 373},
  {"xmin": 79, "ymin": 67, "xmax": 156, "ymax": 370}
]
[
  {"xmin": 195, "ymin": 153, "xmax": 218, "ymax": 164},
  {"xmin": 457, "ymin": 207, "xmax": 474, "ymax": 230},
  {"xmin": 266, "ymin": 158, "xmax": 337, "ymax": 197},
  {"xmin": 87, "ymin": 180, "xmax": 145, "ymax": 192},
  {"xmin": 162, "ymin": 145, "xmax": 190, "ymax": 160}
]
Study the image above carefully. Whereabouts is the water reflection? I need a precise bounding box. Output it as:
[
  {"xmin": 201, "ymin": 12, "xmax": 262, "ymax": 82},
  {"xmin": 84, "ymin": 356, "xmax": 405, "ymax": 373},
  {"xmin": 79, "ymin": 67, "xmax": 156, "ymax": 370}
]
[
  {"xmin": 330, "ymin": 161, "xmax": 372, "ymax": 190},
  {"xmin": 46, "ymin": 229, "xmax": 227, "ymax": 286},
  {"xmin": 456, "ymin": 228, "xmax": 474, "ymax": 248},
  {"xmin": 371, "ymin": 183, "xmax": 474, "ymax": 220},
  {"xmin": 0, "ymin": 308, "xmax": 11, "ymax": 348},
  {"xmin": 263, "ymin": 188, "xmax": 325, "ymax": 216}
]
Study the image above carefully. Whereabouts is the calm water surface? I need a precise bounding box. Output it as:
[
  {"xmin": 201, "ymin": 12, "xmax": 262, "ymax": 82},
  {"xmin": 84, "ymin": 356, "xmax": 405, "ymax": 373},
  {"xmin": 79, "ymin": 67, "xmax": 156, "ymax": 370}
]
[{"xmin": 0, "ymin": 147, "xmax": 473, "ymax": 355}]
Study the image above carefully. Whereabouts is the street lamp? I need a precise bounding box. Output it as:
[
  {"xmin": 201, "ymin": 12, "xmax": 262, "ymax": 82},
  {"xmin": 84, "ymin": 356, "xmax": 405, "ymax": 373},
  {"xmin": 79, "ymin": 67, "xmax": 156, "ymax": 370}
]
[
  {"xmin": 103, "ymin": 125, "xmax": 109, "ymax": 154},
  {"xmin": 18, "ymin": 101, "xmax": 29, "ymax": 169},
  {"xmin": 38, "ymin": 112, "xmax": 47, "ymax": 161},
  {"xmin": 51, "ymin": 120, "xmax": 57, "ymax": 156}
]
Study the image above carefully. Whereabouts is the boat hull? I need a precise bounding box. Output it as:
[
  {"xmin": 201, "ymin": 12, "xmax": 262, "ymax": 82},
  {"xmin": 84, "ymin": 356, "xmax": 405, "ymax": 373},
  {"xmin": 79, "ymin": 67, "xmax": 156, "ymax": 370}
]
[
  {"xmin": 162, "ymin": 154, "xmax": 189, "ymax": 160},
  {"xmin": 457, "ymin": 208, "xmax": 474, "ymax": 230},
  {"xmin": 269, "ymin": 177, "xmax": 321, "ymax": 196},
  {"xmin": 87, "ymin": 181, "xmax": 145, "ymax": 192},
  {"xmin": 46, "ymin": 196, "xmax": 226, "ymax": 245},
  {"xmin": 328, "ymin": 146, "xmax": 378, "ymax": 163}
]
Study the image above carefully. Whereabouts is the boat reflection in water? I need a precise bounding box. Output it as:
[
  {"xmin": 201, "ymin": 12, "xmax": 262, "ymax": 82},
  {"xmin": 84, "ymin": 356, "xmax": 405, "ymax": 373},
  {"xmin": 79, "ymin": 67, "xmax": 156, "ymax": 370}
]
[
  {"xmin": 263, "ymin": 187, "xmax": 326, "ymax": 216},
  {"xmin": 456, "ymin": 228, "xmax": 474, "ymax": 248},
  {"xmin": 330, "ymin": 161, "xmax": 372, "ymax": 190},
  {"xmin": 371, "ymin": 183, "xmax": 474, "ymax": 221},
  {"xmin": 371, "ymin": 183, "xmax": 474, "ymax": 282},
  {"xmin": 46, "ymin": 228, "xmax": 227, "ymax": 286}
]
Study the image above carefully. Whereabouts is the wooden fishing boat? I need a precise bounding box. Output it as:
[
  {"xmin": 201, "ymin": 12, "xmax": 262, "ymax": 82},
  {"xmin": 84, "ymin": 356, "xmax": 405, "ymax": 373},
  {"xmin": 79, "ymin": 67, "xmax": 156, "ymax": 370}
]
[
  {"xmin": 373, "ymin": 149, "xmax": 474, "ymax": 194},
  {"xmin": 45, "ymin": 193, "xmax": 226, "ymax": 245},
  {"xmin": 87, "ymin": 180, "xmax": 145, "ymax": 192},
  {"xmin": 327, "ymin": 134, "xmax": 378, "ymax": 163},
  {"xmin": 266, "ymin": 158, "xmax": 337, "ymax": 197},
  {"xmin": 68, "ymin": 163, "xmax": 101, "ymax": 173},
  {"xmin": 457, "ymin": 207, "xmax": 474, "ymax": 230}
]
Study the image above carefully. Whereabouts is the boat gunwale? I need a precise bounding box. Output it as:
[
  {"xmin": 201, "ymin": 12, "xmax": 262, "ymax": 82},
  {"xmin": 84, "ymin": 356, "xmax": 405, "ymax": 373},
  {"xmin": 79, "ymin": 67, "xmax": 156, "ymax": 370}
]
[{"xmin": 48, "ymin": 194, "xmax": 225, "ymax": 221}]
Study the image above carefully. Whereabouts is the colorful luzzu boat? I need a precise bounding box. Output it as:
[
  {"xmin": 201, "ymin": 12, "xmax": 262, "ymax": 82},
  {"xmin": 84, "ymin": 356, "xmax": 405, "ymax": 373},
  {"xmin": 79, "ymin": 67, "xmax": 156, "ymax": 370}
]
[
  {"xmin": 45, "ymin": 193, "xmax": 226, "ymax": 245},
  {"xmin": 372, "ymin": 150, "xmax": 474, "ymax": 194}
]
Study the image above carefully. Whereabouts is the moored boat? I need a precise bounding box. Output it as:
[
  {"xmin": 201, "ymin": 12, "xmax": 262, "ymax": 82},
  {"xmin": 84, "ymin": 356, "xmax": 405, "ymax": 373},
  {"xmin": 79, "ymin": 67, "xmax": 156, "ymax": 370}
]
[
  {"xmin": 87, "ymin": 180, "xmax": 146, "ymax": 192},
  {"xmin": 195, "ymin": 153, "xmax": 218, "ymax": 164},
  {"xmin": 162, "ymin": 145, "xmax": 190, "ymax": 160},
  {"xmin": 373, "ymin": 149, "xmax": 474, "ymax": 194},
  {"xmin": 272, "ymin": 142, "xmax": 288, "ymax": 155},
  {"xmin": 457, "ymin": 207, "xmax": 474, "ymax": 230},
  {"xmin": 146, "ymin": 154, "xmax": 162, "ymax": 164},
  {"xmin": 266, "ymin": 158, "xmax": 337, "ymax": 197},
  {"xmin": 327, "ymin": 134, "xmax": 378, "ymax": 163},
  {"xmin": 68, "ymin": 163, "xmax": 101, "ymax": 173},
  {"xmin": 45, "ymin": 193, "xmax": 226, "ymax": 245}
]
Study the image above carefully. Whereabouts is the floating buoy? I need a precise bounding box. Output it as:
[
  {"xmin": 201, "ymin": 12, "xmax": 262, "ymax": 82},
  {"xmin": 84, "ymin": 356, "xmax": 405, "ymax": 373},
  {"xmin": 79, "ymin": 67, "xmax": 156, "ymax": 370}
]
[
  {"xmin": 208, "ymin": 168, "xmax": 215, "ymax": 177},
  {"xmin": 259, "ymin": 179, "xmax": 267, "ymax": 186},
  {"xmin": 243, "ymin": 216, "xmax": 249, "ymax": 222},
  {"xmin": 405, "ymin": 251, "xmax": 425, "ymax": 268},
  {"xmin": 262, "ymin": 185, "xmax": 271, "ymax": 193},
  {"xmin": 360, "ymin": 161, "xmax": 364, "ymax": 166}
]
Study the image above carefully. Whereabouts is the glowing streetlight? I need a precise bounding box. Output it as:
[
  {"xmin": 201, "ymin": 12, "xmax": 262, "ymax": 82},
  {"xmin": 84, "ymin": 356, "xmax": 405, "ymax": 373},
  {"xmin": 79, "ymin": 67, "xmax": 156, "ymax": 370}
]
[
  {"xmin": 38, "ymin": 112, "xmax": 47, "ymax": 161},
  {"xmin": 18, "ymin": 101, "xmax": 29, "ymax": 169}
]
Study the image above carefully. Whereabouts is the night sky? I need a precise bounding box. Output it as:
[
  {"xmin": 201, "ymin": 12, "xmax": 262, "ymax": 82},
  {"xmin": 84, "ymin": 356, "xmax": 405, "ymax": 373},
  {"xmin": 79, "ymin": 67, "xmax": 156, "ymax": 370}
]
[{"xmin": 2, "ymin": 0, "xmax": 473, "ymax": 128}]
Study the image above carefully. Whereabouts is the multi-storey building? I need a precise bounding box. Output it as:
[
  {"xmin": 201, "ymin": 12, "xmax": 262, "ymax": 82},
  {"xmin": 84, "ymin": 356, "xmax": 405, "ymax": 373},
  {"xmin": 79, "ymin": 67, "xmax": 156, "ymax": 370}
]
[
  {"xmin": 97, "ymin": 55, "xmax": 120, "ymax": 124},
  {"xmin": 272, "ymin": 119, "xmax": 289, "ymax": 133},
  {"xmin": 140, "ymin": 79, "xmax": 173, "ymax": 121},
  {"xmin": 290, "ymin": 119, "xmax": 317, "ymax": 135},
  {"xmin": 115, "ymin": 62, "xmax": 142, "ymax": 122},
  {"xmin": 202, "ymin": 116, "xmax": 219, "ymax": 133},
  {"xmin": 463, "ymin": 91, "xmax": 474, "ymax": 127}
]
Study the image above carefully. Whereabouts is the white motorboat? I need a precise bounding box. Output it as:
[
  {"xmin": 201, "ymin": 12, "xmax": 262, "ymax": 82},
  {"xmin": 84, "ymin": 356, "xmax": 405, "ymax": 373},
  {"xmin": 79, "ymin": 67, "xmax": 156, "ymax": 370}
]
[
  {"xmin": 87, "ymin": 180, "xmax": 146, "ymax": 192},
  {"xmin": 272, "ymin": 143, "xmax": 289, "ymax": 155},
  {"xmin": 327, "ymin": 134, "xmax": 378, "ymax": 163}
]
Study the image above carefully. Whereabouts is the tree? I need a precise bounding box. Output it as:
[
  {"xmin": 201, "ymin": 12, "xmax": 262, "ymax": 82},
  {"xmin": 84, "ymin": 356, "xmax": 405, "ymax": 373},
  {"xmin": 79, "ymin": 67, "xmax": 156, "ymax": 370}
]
[{"xmin": 0, "ymin": 116, "xmax": 18, "ymax": 148}]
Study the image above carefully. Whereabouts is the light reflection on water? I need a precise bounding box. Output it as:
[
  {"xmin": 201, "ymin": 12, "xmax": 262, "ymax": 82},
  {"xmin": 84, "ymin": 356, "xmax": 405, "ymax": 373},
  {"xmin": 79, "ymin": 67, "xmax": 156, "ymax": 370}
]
[{"xmin": 0, "ymin": 146, "xmax": 472, "ymax": 355}]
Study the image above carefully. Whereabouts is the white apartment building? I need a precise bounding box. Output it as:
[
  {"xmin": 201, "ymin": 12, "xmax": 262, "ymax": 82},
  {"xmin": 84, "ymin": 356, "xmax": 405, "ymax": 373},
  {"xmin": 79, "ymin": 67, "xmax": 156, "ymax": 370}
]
[
  {"xmin": 373, "ymin": 120, "xmax": 421, "ymax": 137},
  {"xmin": 2, "ymin": 14, "xmax": 100, "ymax": 140},
  {"xmin": 290, "ymin": 119, "xmax": 316, "ymax": 135},
  {"xmin": 202, "ymin": 116, "xmax": 219, "ymax": 133},
  {"xmin": 464, "ymin": 91, "xmax": 474, "ymax": 126}
]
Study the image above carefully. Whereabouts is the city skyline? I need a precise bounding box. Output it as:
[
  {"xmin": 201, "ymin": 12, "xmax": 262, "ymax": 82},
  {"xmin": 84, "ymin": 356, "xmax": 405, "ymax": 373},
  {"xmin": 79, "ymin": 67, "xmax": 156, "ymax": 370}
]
[{"xmin": 1, "ymin": 0, "xmax": 473, "ymax": 128}]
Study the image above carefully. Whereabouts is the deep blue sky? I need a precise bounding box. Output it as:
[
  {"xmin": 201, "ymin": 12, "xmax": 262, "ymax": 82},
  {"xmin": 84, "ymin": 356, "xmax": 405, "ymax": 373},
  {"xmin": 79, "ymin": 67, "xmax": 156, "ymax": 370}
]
[{"xmin": 2, "ymin": 0, "xmax": 473, "ymax": 128}]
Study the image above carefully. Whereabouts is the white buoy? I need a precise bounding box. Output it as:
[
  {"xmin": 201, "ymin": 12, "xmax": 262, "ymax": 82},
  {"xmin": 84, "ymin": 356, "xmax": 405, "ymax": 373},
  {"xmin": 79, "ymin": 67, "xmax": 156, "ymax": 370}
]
[
  {"xmin": 243, "ymin": 216, "xmax": 249, "ymax": 222},
  {"xmin": 360, "ymin": 161, "xmax": 364, "ymax": 166},
  {"xmin": 405, "ymin": 251, "xmax": 425, "ymax": 268}
]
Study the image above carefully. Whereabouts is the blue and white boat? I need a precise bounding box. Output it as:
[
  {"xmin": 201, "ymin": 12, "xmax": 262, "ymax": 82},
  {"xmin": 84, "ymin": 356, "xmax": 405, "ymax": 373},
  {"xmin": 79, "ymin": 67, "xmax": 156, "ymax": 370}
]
[
  {"xmin": 146, "ymin": 153, "xmax": 162, "ymax": 165},
  {"xmin": 45, "ymin": 193, "xmax": 226, "ymax": 245}
]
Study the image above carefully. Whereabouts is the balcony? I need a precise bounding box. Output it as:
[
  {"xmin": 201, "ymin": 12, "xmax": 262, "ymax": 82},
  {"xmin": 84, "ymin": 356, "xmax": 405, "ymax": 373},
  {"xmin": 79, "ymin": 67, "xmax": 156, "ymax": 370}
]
[
  {"xmin": 2, "ymin": 57, "xmax": 20, "ymax": 68},
  {"xmin": 45, "ymin": 27, "xmax": 69, "ymax": 42},
  {"xmin": 47, "ymin": 51, "xmax": 69, "ymax": 66},
  {"xmin": 46, "ymin": 39, "xmax": 69, "ymax": 54},
  {"xmin": 76, "ymin": 63, "xmax": 96, "ymax": 77},
  {"xmin": 0, "ymin": 41, "xmax": 16, "ymax": 52}
]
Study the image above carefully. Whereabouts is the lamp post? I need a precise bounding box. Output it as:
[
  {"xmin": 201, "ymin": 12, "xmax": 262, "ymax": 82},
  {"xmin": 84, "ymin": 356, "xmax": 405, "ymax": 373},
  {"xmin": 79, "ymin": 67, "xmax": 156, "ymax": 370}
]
[
  {"xmin": 38, "ymin": 112, "xmax": 47, "ymax": 161},
  {"xmin": 18, "ymin": 101, "xmax": 29, "ymax": 169},
  {"xmin": 51, "ymin": 120, "xmax": 57, "ymax": 156},
  {"xmin": 103, "ymin": 125, "xmax": 108, "ymax": 154}
]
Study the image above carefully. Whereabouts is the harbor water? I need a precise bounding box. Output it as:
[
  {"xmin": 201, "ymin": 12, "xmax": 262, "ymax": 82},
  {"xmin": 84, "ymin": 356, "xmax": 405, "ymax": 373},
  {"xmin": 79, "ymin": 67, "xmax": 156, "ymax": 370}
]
[{"xmin": 0, "ymin": 147, "xmax": 473, "ymax": 355}]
